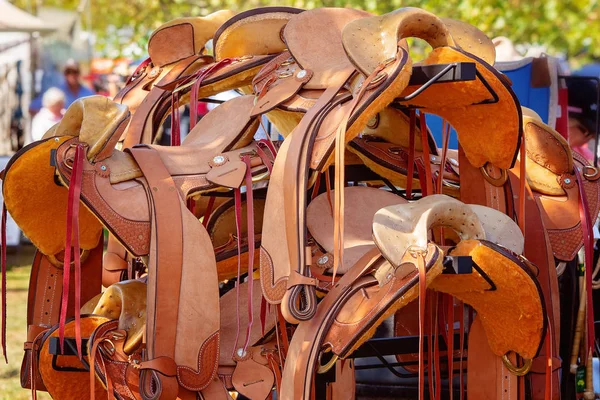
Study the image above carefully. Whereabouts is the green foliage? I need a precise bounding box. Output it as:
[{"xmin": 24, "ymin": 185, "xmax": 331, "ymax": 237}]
[{"xmin": 9, "ymin": 0, "xmax": 600, "ymax": 64}]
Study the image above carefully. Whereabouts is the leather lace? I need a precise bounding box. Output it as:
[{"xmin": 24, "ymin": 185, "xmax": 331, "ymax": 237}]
[
  {"xmin": 58, "ymin": 144, "xmax": 85, "ymax": 358},
  {"xmin": 333, "ymin": 64, "xmax": 385, "ymax": 281},
  {"xmin": 416, "ymin": 251, "xmax": 427, "ymax": 400},
  {"xmin": 233, "ymin": 155, "xmax": 257, "ymax": 356},
  {"xmin": 574, "ymin": 167, "xmax": 596, "ymax": 361},
  {"xmin": 406, "ymin": 110, "xmax": 416, "ymax": 199}
]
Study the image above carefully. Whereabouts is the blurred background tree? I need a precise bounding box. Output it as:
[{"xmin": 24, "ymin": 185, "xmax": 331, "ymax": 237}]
[{"xmin": 10, "ymin": 0, "xmax": 600, "ymax": 64}]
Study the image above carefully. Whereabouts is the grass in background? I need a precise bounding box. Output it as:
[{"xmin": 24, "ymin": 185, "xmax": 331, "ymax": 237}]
[{"xmin": 0, "ymin": 247, "xmax": 50, "ymax": 399}]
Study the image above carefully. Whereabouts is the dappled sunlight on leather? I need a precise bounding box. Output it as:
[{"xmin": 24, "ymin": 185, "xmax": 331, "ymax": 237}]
[
  {"xmin": 342, "ymin": 7, "xmax": 452, "ymax": 76},
  {"xmin": 2, "ymin": 137, "xmax": 102, "ymax": 256},
  {"xmin": 430, "ymin": 240, "xmax": 545, "ymax": 360},
  {"xmin": 214, "ymin": 8, "xmax": 302, "ymax": 60},
  {"xmin": 149, "ymin": 11, "xmax": 236, "ymax": 66}
]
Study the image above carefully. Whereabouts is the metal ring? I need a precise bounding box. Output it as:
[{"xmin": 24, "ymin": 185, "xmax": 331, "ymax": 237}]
[
  {"xmin": 501, "ymin": 353, "xmax": 532, "ymax": 376},
  {"xmin": 47, "ymin": 249, "xmax": 90, "ymax": 269},
  {"xmin": 99, "ymin": 338, "xmax": 116, "ymax": 357},
  {"xmin": 316, "ymin": 351, "xmax": 338, "ymax": 374},
  {"xmin": 582, "ymin": 165, "xmax": 599, "ymax": 180},
  {"xmin": 480, "ymin": 163, "xmax": 508, "ymax": 186},
  {"xmin": 277, "ymin": 71, "xmax": 293, "ymax": 79}
]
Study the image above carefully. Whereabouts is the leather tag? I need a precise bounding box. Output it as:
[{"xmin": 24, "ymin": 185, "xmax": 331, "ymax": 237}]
[
  {"xmin": 231, "ymin": 358, "xmax": 274, "ymax": 400},
  {"xmin": 206, "ymin": 160, "xmax": 247, "ymax": 189}
]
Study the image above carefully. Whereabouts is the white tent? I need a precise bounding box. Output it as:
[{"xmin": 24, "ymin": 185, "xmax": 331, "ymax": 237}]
[{"xmin": 0, "ymin": 0, "xmax": 55, "ymax": 33}]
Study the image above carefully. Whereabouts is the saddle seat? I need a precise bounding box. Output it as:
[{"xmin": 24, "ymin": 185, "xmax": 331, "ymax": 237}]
[{"xmin": 307, "ymin": 186, "xmax": 405, "ymax": 275}]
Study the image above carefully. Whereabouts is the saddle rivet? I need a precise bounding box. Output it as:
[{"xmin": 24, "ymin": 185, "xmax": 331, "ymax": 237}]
[
  {"xmin": 54, "ymin": 137, "xmax": 59, "ymax": 142},
  {"xmin": 318, "ymin": 255, "xmax": 329, "ymax": 265},
  {"xmin": 213, "ymin": 155, "xmax": 225, "ymax": 164},
  {"xmin": 152, "ymin": 187, "xmax": 158, "ymax": 192},
  {"xmin": 296, "ymin": 70, "xmax": 307, "ymax": 79},
  {"xmin": 236, "ymin": 348, "xmax": 246, "ymax": 358},
  {"xmin": 100, "ymin": 165, "xmax": 107, "ymax": 171},
  {"xmin": 564, "ymin": 178, "xmax": 571, "ymax": 184}
]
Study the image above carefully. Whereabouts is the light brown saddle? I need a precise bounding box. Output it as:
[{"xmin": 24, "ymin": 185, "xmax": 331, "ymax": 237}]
[
  {"xmin": 522, "ymin": 108, "xmax": 600, "ymax": 261},
  {"xmin": 84, "ymin": 279, "xmax": 277, "ymax": 400},
  {"xmin": 282, "ymin": 194, "xmax": 499, "ymax": 398},
  {"xmin": 260, "ymin": 6, "xmax": 414, "ymax": 324},
  {"xmin": 44, "ymin": 95, "xmax": 271, "ymax": 399}
]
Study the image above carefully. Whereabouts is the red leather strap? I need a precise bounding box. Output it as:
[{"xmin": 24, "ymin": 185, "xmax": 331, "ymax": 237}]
[
  {"xmin": 434, "ymin": 292, "xmax": 441, "ymax": 400},
  {"xmin": 1, "ymin": 205, "xmax": 6, "ymax": 363},
  {"xmin": 574, "ymin": 167, "xmax": 595, "ymax": 355},
  {"xmin": 277, "ymin": 306, "xmax": 289, "ymax": 360},
  {"xmin": 406, "ymin": 110, "xmax": 416, "ymax": 199},
  {"xmin": 446, "ymin": 294, "xmax": 455, "ymax": 400},
  {"xmin": 427, "ymin": 293, "xmax": 434, "ymax": 398},
  {"xmin": 255, "ymin": 144, "xmax": 274, "ymax": 175},
  {"xmin": 202, "ymin": 196, "xmax": 216, "ymax": 228},
  {"xmin": 241, "ymin": 155, "xmax": 255, "ymax": 353},
  {"xmin": 438, "ymin": 120, "xmax": 450, "ymax": 194},
  {"xmin": 457, "ymin": 300, "xmax": 465, "ymax": 400},
  {"xmin": 419, "ymin": 112, "xmax": 434, "ymax": 196},
  {"xmin": 545, "ymin": 316, "xmax": 552, "ymax": 400},
  {"xmin": 257, "ymin": 138, "xmax": 278, "ymax": 159},
  {"xmin": 266, "ymin": 353, "xmax": 282, "ymax": 395},
  {"xmin": 170, "ymin": 92, "xmax": 181, "ymax": 146},
  {"xmin": 518, "ymin": 139, "xmax": 526, "ymax": 235},
  {"xmin": 189, "ymin": 59, "xmax": 235, "ymax": 130},
  {"xmin": 232, "ymin": 187, "xmax": 243, "ymax": 358},
  {"xmin": 417, "ymin": 253, "xmax": 427, "ymax": 400},
  {"xmin": 59, "ymin": 144, "xmax": 85, "ymax": 357},
  {"xmin": 125, "ymin": 57, "xmax": 152, "ymax": 86}
]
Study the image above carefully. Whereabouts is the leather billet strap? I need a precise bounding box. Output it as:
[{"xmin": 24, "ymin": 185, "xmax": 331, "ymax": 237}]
[
  {"xmin": 123, "ymin": 54, "xmax": 208, "ymax": 148},
  {"xmin": 508, "ymin": 169, "xmax": 561, "ymax": 399},
  {"xmin": 280, "ymin": 79, "xmax": 351, "ymax": 323},
  {"xmin": 129, "ymin": 146, "xmax": 183, "ymax": 400}
]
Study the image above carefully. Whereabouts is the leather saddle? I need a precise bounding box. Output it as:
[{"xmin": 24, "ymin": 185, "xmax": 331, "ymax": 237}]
[{"xmin": 521, "ymin": 107, "xmax": 600, "ymax": 262}]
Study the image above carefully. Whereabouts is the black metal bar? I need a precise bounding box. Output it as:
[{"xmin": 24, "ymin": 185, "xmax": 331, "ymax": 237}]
[
  {"xmin": 198, "ymin": 98, "xmax": 226, "ymax": 105},
  {"xmin": 349, "ymin": 333, "xmax": 467, "ymax": 359},
  {"xmin": 473, "ymin": 69, "xmax": 500, "ymax": 105},
  {"xmin": 397, "ymin": 63, "xmax": 461, "ymax": 101},
  {"xmin": 49, "ymin": 337, "xmax": 89, "ymax": 356},
  {"xmin": 409, "ymin": 62, "xmax": 477, "ymax": 86}
]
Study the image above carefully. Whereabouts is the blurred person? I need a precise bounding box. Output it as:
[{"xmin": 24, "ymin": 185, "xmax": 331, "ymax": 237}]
[
  {"xmin": 31, "ymin": 87, "xmax": 65, "ymax": 141},
  {"xmin": 29, "ymin": 59, "xmax": 96, "ymax": 116},
  {"xmin": 567, "ymin": 78, "xmax": 598, "ymax": 161},
  {"xmin": 61, "ymin": 59, "xmax": 95, "ymax": 107}
]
